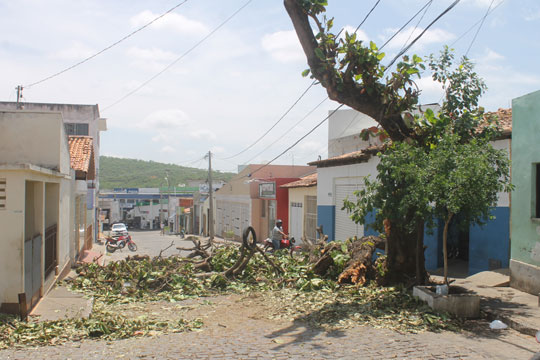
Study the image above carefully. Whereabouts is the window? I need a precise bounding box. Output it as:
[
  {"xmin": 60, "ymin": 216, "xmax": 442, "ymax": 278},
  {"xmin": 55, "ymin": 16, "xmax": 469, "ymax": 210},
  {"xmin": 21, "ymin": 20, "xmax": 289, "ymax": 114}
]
[
  {"xmin": 0, "ymin": 178, "xmax": 5, "ymax": 209},
  {"xmin": 64, "ymin": 123, "xmax": 89, "ymax": 136},
  {"xmin": 536, "ymin": 164, "xmax": 540, "ymax": 218},
  {"xmin": 261, "ymin": 199, "xmax": 266, "ymax": 217}
]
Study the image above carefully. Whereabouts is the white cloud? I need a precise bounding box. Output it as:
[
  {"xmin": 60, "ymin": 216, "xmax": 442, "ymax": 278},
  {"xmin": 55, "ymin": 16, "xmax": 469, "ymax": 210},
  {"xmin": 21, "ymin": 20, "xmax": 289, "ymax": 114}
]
[
  {"xmin": 340, "ymin": 26, "xmax": 369, "ymax": 43},
  {"xmin": 137, "ymin": 109, "xmax": 191, "ymax": 129},
  {"xmin": 50, "ymin": 42, "xmax": 95, "ymax": 60},
  {"xmin": 189, "ymin": 129, "xmax": 216, "ymax": 140},
  {"xmin": 160, "ymin": 145, "xmax": 176, "ymax": 153},
  {"xmin": 381, "ymin": 26, "xmax": 455, "ymax": 50},
  {"xmin": 417, "ymin": 76, "xmax": 444, "ymax": 104},
  {"xmin": 130, "ymin": 10, "xmax": 208, "ymax": 35},
  {"xmin": 127, "ymin": 47, "xmax": 178, "ymax": 62},
  {"xmin": 261, "ymin": 30, "xmax": 305, "ymax": 63}
]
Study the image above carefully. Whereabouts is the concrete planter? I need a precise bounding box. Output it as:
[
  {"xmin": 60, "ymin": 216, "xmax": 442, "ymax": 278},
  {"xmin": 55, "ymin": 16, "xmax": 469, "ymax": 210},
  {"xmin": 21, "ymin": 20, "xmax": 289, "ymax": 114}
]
[{"xmin": 413, "ymin": 285, "xmax": 480, "ymax": 318}]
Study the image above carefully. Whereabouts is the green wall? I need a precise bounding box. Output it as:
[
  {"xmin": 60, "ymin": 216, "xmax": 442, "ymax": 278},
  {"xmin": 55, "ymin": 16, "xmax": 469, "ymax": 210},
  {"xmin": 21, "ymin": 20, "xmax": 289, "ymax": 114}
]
[{"xmin": 511, "ymin": 89, "xmax": 540, "ymax": 267}]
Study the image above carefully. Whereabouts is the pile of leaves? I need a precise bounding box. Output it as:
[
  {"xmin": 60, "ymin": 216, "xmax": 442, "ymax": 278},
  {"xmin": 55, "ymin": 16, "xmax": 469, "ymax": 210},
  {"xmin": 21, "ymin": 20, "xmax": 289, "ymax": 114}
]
[
  {"xmin": 0, "ymin": 302, "xmax": 202, "ymax": 349},
  {"xmin": 263, "ymin": 285, "xmax": 462, "ymax": 333},
  {"xmin": 0, "ymin": 242, "xmax": 463, "ymax": 349}
]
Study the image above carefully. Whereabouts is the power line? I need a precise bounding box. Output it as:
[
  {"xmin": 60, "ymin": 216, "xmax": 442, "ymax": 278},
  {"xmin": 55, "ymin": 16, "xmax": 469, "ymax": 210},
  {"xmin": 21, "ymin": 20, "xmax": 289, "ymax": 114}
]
[
  {"xmin": 25, "ymin": 0, "xmax": 190, "ymax": 88},
  {"xmin": 220, "ymin": 79, "xmax": 316, "ymax": 160},
  {"xmin": 385, "ymin": 0, "xmax": 461, "ymax": 69},
  {"xmin": 354, "ymin": 0, "xmax": 383, "ymax": 33},
  {"xmin": 380, "ymin": 0, "xmax": 433, "ymax": 50},
  {"xmin": 465, "ymin": 0, "xmax": 495, "ymax": 56},
  {"xmin": 242, "ymin": 97, "xmax": 328, "ymax": 164},
  {"xmin": 102, "ymin": 0, "xmax": 253, "ymax": 112},
  {"xmin": 450, "ymin": 0, "xmax": 504, "ymax": 48},
  {"xmin": 248, "ymin": 104, "xmax": 344, "ymax": 178},
  {"xmin": 398, "ymin": 1, "xmax": 433, "ymax": 53}
]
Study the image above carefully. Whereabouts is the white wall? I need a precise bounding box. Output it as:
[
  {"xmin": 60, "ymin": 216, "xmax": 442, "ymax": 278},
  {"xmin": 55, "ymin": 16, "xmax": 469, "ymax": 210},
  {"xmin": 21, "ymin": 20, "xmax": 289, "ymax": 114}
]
[
  {"xmin": 317, "ymin": 157, "xmax": 380, "ymax": 207},
  {"xmin": 0, "ymin": 172, "xmax": 25, "ymax": 305},
  {"xmin": 0, "ymin": 111, "xmax": 67, "ymax": 173}
]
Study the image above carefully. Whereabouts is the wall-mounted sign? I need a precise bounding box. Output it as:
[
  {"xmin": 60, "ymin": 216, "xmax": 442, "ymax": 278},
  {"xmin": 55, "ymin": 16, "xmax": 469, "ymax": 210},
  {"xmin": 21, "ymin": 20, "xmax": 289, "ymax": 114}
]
[{"xmin": 259, "ymin": 182, "xmax": 276, "ymax": 199}]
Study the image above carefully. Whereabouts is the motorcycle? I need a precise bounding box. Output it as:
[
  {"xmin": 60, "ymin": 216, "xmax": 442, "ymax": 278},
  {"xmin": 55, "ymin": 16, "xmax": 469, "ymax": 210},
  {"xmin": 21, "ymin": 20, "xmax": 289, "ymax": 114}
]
[
  {"xmin": 105, "ymin": 234, "xmax": 137, "ymax": 253},
  {"xmin": 263, "ymin": 235, "xmax": 299, "ymax": 255}
]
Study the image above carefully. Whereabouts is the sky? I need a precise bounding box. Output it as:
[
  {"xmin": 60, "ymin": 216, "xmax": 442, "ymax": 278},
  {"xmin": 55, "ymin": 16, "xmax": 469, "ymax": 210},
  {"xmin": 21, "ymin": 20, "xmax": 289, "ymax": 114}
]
[{"xmin": 1, "ymin": 0, "xmax": 539, "ymax": 172}]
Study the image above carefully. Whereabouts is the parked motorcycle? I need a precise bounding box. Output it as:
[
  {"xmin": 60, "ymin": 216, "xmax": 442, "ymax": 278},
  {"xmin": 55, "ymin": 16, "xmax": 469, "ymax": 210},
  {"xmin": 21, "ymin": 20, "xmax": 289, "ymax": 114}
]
[
  {"xmin": 263, "ymin": 235, "xmax": 299, "ymax": 255},
  {"xmin": 105, "ymin": 234, "xmax": 137, "ymax": 253}
]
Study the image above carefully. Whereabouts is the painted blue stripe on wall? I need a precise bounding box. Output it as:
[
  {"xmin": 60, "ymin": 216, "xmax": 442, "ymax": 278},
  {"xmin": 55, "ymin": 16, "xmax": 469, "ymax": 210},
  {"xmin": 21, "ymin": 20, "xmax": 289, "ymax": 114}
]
[
  {"xmin": 317, "ymin": 205, "xmax": 335, "ymax": 241},
  {"xmin": 469, "ymin": 207, "xmax": 510, "ymax": 275}
]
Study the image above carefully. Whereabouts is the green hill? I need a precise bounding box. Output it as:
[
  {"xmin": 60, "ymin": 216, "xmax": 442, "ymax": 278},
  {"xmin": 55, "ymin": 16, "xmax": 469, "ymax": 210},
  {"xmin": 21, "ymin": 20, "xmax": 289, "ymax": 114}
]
[{"xmin": 99, "ymin": 156, "xmax": 235, "ymax": 190}]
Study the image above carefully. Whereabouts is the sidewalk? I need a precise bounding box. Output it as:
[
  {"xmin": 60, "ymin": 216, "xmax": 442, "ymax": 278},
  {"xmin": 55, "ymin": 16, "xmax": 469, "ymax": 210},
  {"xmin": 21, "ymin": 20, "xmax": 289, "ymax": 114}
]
[{"xmin": 432, "ymin": 270, "xmax": 540, "ymax": 337}]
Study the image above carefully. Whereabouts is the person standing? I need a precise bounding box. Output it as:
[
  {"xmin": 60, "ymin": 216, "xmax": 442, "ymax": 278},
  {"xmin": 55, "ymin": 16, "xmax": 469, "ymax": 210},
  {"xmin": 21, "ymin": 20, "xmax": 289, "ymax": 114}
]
[{"xmin": 271, "ymin": 219, "xmax": 287, "ymax": 251}]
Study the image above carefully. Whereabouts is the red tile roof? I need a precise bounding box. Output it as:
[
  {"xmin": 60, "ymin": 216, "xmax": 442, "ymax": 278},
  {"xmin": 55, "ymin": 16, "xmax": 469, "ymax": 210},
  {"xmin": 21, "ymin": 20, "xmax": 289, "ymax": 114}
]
[
  {"xmin": 484, "ymin": 108, "xmax": 512, "ymax": 138},
  {"xmin": 281, "ymin": 173, "xmax": 317, "ymax": 188},
  {"xmin": 68, "ymin": 136, "xmax": 95, "ymax": 175}
]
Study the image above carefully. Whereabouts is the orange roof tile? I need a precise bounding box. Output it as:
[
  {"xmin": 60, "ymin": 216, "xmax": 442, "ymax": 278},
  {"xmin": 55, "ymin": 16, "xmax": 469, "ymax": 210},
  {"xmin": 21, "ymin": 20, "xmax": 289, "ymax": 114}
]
[
  {"xmin": 68, "ymin": 136, "xmax": 94, "ymax": 173},
  {"xmin": 281, "ymin": 173, "xmax": 317, "ymax": 188},
  {"xmin": 484, "ymin": 108, "xmax": 512, "ymax": 137}
]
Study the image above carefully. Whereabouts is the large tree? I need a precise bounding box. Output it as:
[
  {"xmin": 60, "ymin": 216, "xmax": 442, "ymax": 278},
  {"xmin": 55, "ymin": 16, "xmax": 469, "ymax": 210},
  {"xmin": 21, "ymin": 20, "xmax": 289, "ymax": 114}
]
[
  {"xmin": 284, "ymin": 0, "xmax": 427, "ymax": 283},
  {"xmin": 284, "ymin": 1, "xmax": 509, "ymax": 284}
]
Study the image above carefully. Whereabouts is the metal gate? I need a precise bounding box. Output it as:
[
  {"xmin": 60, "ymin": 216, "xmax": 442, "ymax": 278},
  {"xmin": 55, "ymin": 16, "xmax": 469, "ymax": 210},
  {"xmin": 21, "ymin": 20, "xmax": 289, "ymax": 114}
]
[
  {"xmin": 304, "ymin": 195, "xmax": 317, "ymax": 243},
  {"xmin": 24, "ymin": 234, "xmax": 42, "ymax": 309},
  {"xmin": 290, "ymin": 202, "xmax": 303, "ymax": 242},
  {"xmin": 335, "ymin": 184, "xmax": 364, "ymax": 241}
]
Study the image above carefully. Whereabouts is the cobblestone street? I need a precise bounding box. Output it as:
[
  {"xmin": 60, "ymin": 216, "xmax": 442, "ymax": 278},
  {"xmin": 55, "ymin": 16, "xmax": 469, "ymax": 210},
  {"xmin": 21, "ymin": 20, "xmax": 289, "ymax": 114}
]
[{"xmin": 1, "ymin": 293, "xmax": 538, "ymax": 359}]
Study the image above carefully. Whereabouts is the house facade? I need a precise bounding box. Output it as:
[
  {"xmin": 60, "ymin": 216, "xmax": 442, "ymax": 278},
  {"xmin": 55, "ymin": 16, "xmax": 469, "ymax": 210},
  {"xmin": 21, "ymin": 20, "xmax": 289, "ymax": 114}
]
[
  {"xmin": 214, "ymin": 164, "xmax": 315, "ymax": 241},
  {"xmin": 312, "ymin": 108, "xmax": 512, "ymax": 276},
  {"xmin": 281, "ymin": 173, "xmax": 318, "ymax": 244},
  {"xmin": 510, "ymin": 89, "xmax": 540, "ymax": 295},
  {"xmin": 0, "ymin": 102, "xmax": 107, "ymax": 243},
  {"xmin": 0, "ymin": 111, "xmax": 73, "ymax": 314}
]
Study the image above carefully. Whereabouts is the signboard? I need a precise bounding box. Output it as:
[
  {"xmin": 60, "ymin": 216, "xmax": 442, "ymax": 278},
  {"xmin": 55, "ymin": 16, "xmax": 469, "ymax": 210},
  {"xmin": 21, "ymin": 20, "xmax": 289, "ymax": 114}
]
[{"xmin": 259, "ymin": 182, "xmax": 276, "ymax": 198}]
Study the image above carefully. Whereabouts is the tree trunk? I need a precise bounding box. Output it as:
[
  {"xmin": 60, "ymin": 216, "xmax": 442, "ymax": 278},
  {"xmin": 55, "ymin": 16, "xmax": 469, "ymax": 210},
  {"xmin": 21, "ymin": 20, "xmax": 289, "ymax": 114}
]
[
  {"xmin": 385, "ymin": 219, "xmax": 425, "ymax": 284},
  {"xmin": 415, "ymin": 220, "xmax": 426, "ymax": 285},
  {"xmin": 283, "ymin": 0, "xmax": 413, "ymax": 142},
  {"xmin": 442, "ymin": 212, "xmax": 454, "ymax": 285}
]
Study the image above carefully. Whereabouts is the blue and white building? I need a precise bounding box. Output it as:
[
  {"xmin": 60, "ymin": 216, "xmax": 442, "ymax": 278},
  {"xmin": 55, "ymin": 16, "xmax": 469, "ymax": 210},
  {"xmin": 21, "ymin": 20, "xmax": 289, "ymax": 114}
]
[{"xmin": 310, "ymin": 108, "xmax": 512, "ymax": 275}]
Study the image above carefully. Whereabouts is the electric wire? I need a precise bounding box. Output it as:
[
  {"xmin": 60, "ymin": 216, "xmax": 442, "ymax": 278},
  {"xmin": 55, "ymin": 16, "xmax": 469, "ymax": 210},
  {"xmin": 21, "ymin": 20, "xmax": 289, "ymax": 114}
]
[
  {"xmin": 102, "ymin": 0, "xmax": 253, "ymax": 112},
  {"xmin": 465, "ymin": 0, "xmax": 496, "ymax": 56},
  {"xmin": 220, "ymin": 79, "xmax": 316, "ymax": 160},
  {"xmin": 450, "ymin": 0, "xmax": 505, "ymax": 48},
  {"xmin": 242, "ymin": 96, "xmax": 328, "ymax": 165},
  {"xmin": 380, "ymin": 0, "xmax": 433, "ymax": 50},
  {"xmin": 398, "ymin": 0, "xmax": 433, "ymax": 53},
  {"xmin": 248, "ymin": 104, "xmax": 344, "ymax": 177},
  {"xmin": 385, "ymin": 0, "xmax": 461, "ymax": 70},
  {"xmin": 354, "ymin": 0, "xmax": 382, "ymax": 33},
  {"xmin": 25, "ymin": 0, "xmax": 190, "ymax": 88}
]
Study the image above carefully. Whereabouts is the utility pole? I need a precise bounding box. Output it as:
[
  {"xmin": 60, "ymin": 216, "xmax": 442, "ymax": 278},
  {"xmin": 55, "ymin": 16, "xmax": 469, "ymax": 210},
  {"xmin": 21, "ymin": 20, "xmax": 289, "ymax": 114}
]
[
  {"xmin": 16, "ymin": 85, "xmax": 23, "ymax": 109},
  {"xmin": 207, "ymin": 151, "xmax": 215, "ymax": 241}
]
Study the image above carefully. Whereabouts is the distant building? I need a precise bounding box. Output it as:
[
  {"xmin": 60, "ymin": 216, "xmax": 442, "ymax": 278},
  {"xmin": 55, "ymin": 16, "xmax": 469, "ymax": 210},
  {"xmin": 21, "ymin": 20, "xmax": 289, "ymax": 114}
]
[{"xmin": 214, "ymin": 164, "xmax": 315, "ymax": 240}]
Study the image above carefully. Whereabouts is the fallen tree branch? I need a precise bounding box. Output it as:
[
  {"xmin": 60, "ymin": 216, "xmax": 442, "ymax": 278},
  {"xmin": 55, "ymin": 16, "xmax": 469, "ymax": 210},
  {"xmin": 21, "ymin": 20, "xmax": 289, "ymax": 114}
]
[{"xmin": 158, "ymin": 240, "xmax": 175, "ymax": 259}]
